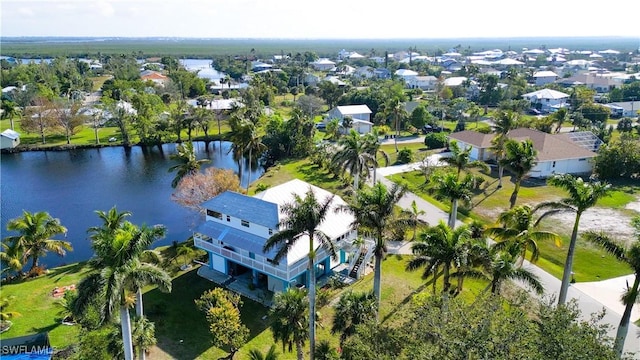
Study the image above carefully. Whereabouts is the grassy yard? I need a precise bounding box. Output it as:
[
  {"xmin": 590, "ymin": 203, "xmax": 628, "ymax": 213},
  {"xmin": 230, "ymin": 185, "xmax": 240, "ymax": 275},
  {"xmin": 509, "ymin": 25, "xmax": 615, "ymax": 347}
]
[
  {"xmin": 379, "ymin": 141, "xmax": 432, "ymax": 166},
  {"xmin": 0, "ymin": 253, "xmax": 490, "ymax": 359},
  {"xmin": 387, "ymin": 167, "xmax": 636, "ymax": 281},
  {"xmin": 0, "ymin": 263, "xmax": 92, "ymax": 347}
]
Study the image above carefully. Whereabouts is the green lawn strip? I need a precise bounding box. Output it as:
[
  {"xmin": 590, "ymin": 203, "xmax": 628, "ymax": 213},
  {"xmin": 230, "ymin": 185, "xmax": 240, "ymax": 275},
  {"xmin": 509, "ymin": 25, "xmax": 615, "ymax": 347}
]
[
  {"xmin": 387, "ymin": 169, "xmax": 633, "ymax": 281},
  {"xmin": 378, "ymin": 142, "xmax": 430, "ymax": 166},
  {"xmin": 0, "ymin": 262, "xmax": 92, "ymax": 348}
]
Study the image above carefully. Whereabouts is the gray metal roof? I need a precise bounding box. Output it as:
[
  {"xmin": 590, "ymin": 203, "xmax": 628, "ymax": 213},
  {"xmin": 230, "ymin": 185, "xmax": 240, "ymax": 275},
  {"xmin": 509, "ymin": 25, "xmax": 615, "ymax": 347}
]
[
  {"xmin": 195, "ymin": 220, "xmax": 277, "ymax": 259},
  {"xmin": 201, "ymin": 191, "xmax": 279, "ymax": 228}
]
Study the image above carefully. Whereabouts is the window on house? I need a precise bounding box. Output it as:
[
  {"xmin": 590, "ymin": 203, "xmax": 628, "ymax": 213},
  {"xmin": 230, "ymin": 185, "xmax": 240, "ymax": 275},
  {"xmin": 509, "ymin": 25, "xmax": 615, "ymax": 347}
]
[
  {"xmin": 226, "ymin": 215, "xmax": 231, "ymax": 222},
  {"xmin": 249, "ymin": 252, "xmax": 255, "ymax": 259},
  {"xmin": 241, "ymin": 220, "xmax": 250, "ymax": 228},
  {"xmin": 206, "ymin": 209, "xmax": 222, "ymax": 219}
]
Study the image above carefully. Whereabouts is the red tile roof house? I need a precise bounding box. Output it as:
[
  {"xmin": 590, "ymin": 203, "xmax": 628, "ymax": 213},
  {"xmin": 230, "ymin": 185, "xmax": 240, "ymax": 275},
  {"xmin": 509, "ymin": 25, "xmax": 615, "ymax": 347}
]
[{"xmin": 448, "ymin": 128, "xmax": 600, "ymax": 178}]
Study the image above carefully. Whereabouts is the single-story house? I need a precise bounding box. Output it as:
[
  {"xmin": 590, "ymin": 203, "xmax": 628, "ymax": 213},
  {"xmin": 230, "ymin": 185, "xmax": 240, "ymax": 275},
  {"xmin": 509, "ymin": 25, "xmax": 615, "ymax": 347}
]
[
  {"xmin": 522, "ymin": 89, "xmax": 570, "ymax": 112},
  {"xmin": 193, "ymin": 179, "xmax": 367, "ymax": 293},
  {"xmin": 140, "ymin": 70, "xmax": 169, "ymax": 86},
  {"xmin": 448, "ymin": 128, "xmax": 598, "ymax": 178},
  {"xmin": 406, "ymin": 75, "xmax": 438, "ymax": 90},
  {"xmin": 532, "ymin": 70, "xmax": 559, "ymax": 86},
  {"xmin": 556, "ymin": 73, "xmax": 619, "ymax": 93},
  {"xmin": 0, "ymin": 129, "xmax": 20, "ymax": 149},
  {"xmin": 311, "ymin": 58, "xmax": 336, "ymax": 71},
  {"xmin": 606, "ymin": 101, "xmax": 640, "ymax": 118},
  {"xmin": 326, "ymin": 105, "xmax": 373, "ymax": 134}
]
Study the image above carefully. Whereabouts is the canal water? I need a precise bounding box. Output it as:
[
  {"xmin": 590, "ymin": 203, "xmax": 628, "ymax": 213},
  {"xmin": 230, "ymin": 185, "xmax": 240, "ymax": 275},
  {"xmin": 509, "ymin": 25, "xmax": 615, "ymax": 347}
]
[{"xmin": 0, "ymin": 141, "xmax": 263, "ymax": 268}]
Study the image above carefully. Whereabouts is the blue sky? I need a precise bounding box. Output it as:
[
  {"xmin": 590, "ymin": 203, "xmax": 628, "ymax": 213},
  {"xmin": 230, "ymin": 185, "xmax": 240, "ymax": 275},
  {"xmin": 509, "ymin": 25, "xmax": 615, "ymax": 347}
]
[{"xmin": 2, "ymin": 0, "xmax": 639, "ymax": 39}]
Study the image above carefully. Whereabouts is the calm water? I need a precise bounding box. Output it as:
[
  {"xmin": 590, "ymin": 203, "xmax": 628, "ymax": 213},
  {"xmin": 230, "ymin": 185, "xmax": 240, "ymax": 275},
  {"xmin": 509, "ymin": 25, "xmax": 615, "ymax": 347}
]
[
  {"xmin": 180, "ymin": 58, "xmax": 226, "ymax": 80},
  {"xmin": 0, "ymin": 141, "xmax": 263, "ymax": 268}
]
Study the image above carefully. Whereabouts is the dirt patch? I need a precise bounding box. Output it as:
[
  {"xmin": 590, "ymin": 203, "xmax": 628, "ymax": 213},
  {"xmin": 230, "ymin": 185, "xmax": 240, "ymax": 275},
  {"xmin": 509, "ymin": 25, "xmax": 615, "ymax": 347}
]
[{"xmin": 550, "ymin": 207, "xmax": 636, "ymax": 245}]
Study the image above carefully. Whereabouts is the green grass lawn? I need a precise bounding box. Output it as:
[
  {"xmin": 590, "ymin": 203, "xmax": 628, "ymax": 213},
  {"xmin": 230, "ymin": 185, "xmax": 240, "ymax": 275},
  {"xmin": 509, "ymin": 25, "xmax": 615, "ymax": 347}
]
[
  {"xmin": 0, "ymin": 263, "xmax": 92, "ymax": 347},
  {"xmin": 1, "ymin": 253, "xmax": 490, "ymax": 359},
  {"xmin": 386, "ymin": 168, "xmax": 636, "ymax": 281},
  {"xmin": 379, "ymin": 142, "xmax": 431, "ymax": 166}
]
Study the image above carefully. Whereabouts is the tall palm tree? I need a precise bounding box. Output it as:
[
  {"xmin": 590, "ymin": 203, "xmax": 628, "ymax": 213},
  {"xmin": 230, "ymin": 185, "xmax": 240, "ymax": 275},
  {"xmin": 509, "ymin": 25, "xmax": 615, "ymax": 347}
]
[
  {"xmin": 406, "ymin": 221, "xmax": 473, "ymax": 297},
  {"xmin": 442, "ymin": 140, "xmax": 490, "ymax": 179},
  {"xmin": 77, "ymin": 219, "xmax": 172, "ymax": 360},
  {"xmin": 485, "ymin": 205, "xmax": 562, "ymax": 266},
  {"xmin": 331, "ymin": 129, "xmax": 377, "ymax": 191},
  {"xmin": 168, "ymin": 141, "xmax": 210, "ymax": 188},
  {"xmin": 583, "ymin": 225, "xmax": 640, "ymax": 358},
  {"xmin": 243, "ymin": 123, "xmax": 267, "ymax": 191},
  {"xmin": 431, "ymin": 172, "xmax": 474, "ymax": 229},
  {"xmin": 263, "ymin": 189, "xmax": 336, "ymax": 360},
  {"xmin": 4, "ymin": 210, "xmax": 71, "ymax": 273},
  {"xmin": 490, "ymin": 110, "xmax": 518, "ymax": 188},
  {"xmin": 331, "ymin": 291, "xmax": 377, "ymax": 346},
  {"xmin": 337, "ymin": 182, "xmax": 407, "ymax": 318},
  {"xmin": 540, "ymin": 174, "xmax": 611, "ymax": 305},
  {"xmin": 482, "ymin": 247, "xmax": 544, "ymax": 295},
  {"xmin": 500, "ymin": 139, "xmax": 537, "ymax": 209},
  {"xmin": 384, "ymin": 98, "xmax": 406, "ymax": 153},
  {"xmin": 248, "ymin": 345, "xmax": 279, "ymax": 360},
  {"xmin": 269, "ymin": 289, "xmax": 309, "ymax": 360}
]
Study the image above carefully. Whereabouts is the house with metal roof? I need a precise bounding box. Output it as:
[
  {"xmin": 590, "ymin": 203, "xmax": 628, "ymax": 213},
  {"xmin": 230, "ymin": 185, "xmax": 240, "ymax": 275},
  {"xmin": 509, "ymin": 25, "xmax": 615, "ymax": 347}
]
[
  {"xmin": 0, "ymin": 129, "xmax": 20, "ymax": 149},
  {"xmin": 326, "ymin": 105, "xmax": 373, "ymax": 134},
  {"xmin": 522, "ymin": 89, "xmax": 570, "ymax": 112},
  {"xmin": 194, "ymin": 179, "xmax": 365, "ymax": 293},
  {"xmin": 448, "ymin": 128, "xmax": 598, "ymax": 178}
]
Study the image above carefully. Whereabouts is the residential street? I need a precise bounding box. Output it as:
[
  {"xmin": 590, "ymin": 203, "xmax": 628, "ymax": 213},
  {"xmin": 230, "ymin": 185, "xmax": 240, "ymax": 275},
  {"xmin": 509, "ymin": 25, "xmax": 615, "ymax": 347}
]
[{"xmin": 377, "ymin": 164, "xmax": 640, "ymax": 356}]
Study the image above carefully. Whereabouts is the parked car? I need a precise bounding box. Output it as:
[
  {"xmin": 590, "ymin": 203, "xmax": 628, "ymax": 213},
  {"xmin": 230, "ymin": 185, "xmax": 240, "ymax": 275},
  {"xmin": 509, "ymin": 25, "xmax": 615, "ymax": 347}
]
[
  {"xmin": 528, "ymin": 108, "xmax": 542, "ymax": 115},
  {"xmin": 315, "ymin": 122, "xmax": 326, "ymax": 129}
]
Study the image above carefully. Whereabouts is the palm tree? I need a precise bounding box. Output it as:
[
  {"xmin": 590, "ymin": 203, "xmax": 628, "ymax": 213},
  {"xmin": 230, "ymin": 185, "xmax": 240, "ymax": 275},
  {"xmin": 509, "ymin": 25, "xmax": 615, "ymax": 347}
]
[
  {"xmin": 363, "ymin": 132, "xmax": 389, "ymax": 184},
  {"xmin": 0, "ymin": 241, "xmax": 23, "ymax": 276},
  {"xmin": 490, "ymin": 110, "xmax": 518, "ymax": 188},
  {"xmin": 331, "ymin": 129, "xmax": 377, "ymax": 191},
  {"xmin": 384, "ymin": 98, "xmax": 406, "ymax": 153},
  {"xmin": 132, "ymin": 316, "xmax": 157, "ymax": 360},
  {"xmin": 263, "ymin": 189, "xmax": 336, "ymax": 360},
  {"xmin": 500, "ymin": 139, "xmax": 537, "ymax": 209},
  {"xmin": 314, "ymin": 340, "xmax": 339, "ymax": 360},
  {"xmin": 582, "ymin": 224, "xmax": 640, "ymax": 358},
  {"xmin": 269, "ymin": 289, "xmax": 309, "ymax": 360},
  {"xmin": 248, "ymin": 345, "xmax": 279, "ymax": 360},
  {"xmin": 442, "ymin": 140, "xmax": 490, "ymax": 179},
  {"xmin": 540, "ymin": 174, "xmax": 611, "ymax": 305},
  {"xmin": 244, "ymin": 123, "xmax": 267, "ymax": 191},
  {"xmin": 76, "ymin": 218, "xmax": 172, "ymax": 360},
  {"xmin": 431, "ymin": 172, "xmax": 474, "ymax": 229},
  {"xmin": 4, "ymin": 211, "xmax": 71, "ymax": 273},
  {"xmin": 485, "ymin": 205, "xmax": 562, "ymax": 266},
  {"xmin": 337, "ymin": 182, "xmax": 407, "ymax": 318},
  {"xmin": 406, "ymin": 221, "xmax": 473, "ymax": 297},
  {"xmin": 482, "ymin": 248, "xmax": 544, "ymax": 295},
  {"xmin": 331, "ymin": 291, "xmax": 377, "ymax": 345},
  {"xmin": 400, "ymin": 200, "xmax": 426, "ymax": 241},
  {"xmin": 168, "ymin": 141, "xmax": 210, "ymax": 188}
]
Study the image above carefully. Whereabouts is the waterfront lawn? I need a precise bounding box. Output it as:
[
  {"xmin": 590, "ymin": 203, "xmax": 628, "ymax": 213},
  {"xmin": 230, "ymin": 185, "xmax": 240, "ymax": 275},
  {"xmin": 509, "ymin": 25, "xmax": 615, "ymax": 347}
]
[{"xmin": 0, "ymin": 262, "xmax": 92, "ymax": 347}]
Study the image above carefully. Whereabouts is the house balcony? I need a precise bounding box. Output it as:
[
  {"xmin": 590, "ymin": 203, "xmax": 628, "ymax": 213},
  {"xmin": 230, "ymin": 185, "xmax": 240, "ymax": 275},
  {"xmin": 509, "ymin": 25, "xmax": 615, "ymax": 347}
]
[{"xmin": 194, "ymin": 233, "xmax": 334, "ymax": 281}]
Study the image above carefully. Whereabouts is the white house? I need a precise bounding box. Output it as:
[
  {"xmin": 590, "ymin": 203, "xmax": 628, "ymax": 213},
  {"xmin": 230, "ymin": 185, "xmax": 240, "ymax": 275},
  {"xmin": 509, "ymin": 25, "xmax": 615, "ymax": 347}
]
[
  {"xmin": 532, "ymin": 70, "xmax": 559, "ymax": 86},
  {"xmin": 326, "ymin": 105, "xmax": 373, "ymax": 134},
  {"xmin": 406, "ymin": 75, "xmax": 438, "ymax": 90},
  {"xmin": 522, "ymin": 89, "xmax": 570, "ymax": 112},
  {"xmin": 448, "ymin": 128, "xmax": 598, "ymax": 178},
  {"xmin": 0, "ymin": 129, "xmax": 20, "ymax": 149},
  {"xmin": 193, "ymin": 179, "xmax": 369, "ymax": 293},
  {"xmin": 394, "ymin": 69, "xmax": 418, "ymax": 83},
  {"xmin": 311, "ymin": 58, "xmax": 336, "ymax": 71},
  {"xmin": 606, "ymin": 101, "xmax": 640, "ymax": 118}
]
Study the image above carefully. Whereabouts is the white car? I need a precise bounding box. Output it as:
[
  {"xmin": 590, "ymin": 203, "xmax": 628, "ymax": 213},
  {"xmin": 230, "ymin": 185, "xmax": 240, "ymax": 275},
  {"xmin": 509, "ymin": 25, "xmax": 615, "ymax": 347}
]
[{"xmin": 108, "ymin": 137, "xmax": 117, "ymax": 142}]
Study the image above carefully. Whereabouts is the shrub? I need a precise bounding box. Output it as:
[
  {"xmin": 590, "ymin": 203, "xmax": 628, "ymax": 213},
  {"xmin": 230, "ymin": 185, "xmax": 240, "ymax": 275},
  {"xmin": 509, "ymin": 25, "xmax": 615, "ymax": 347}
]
[
  {"xmin": 397, "ymin": 148, "xmax": 414, "ymax": 164},
  {"xmin": 254, "ymin": 183, "xmax": 270, "ymax": 192},
  {"xmin": 424, "ymin": 133, "xmax": 448, "ymax": 149}
]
